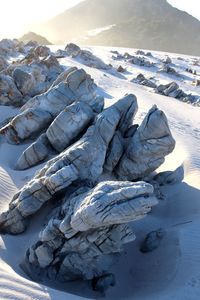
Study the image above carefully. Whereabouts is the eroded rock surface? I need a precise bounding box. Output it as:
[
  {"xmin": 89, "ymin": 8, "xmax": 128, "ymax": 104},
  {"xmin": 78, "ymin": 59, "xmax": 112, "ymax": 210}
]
[
  {"xmin": 0, "ymin": 95, "xmax": 138, "ymax": 234},
  {"xmin": 22, "ymin": 181, "xmax": 157, "ymax": 284},
  {"xmin": 116, "ymin": 105, "xmax": 176, "ymax": 180},
  {"xmin": 0, "ymin": 68, "xmax": 97, "ymax": 144},
  {"xmin": 16, "ymin": 99, "xmax": 104, "ymax": 169}
]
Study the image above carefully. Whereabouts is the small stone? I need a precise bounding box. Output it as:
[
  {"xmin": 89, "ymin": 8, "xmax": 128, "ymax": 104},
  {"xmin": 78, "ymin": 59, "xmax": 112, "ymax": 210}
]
[{"xmin": 140, "ymin": 229, "xmax": 166, "ymax": 253}]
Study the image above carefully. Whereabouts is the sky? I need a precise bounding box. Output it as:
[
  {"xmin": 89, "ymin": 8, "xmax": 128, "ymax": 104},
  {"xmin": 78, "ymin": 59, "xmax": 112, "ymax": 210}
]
[{"xmin": 0, "ymin": 0, "xmax": 199, "ymax": 39}]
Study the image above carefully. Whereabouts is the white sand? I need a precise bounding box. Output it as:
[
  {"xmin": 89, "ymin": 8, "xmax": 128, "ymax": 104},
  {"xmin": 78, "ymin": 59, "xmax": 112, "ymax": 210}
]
[{"xmin": 0, "ymin": 47, "xmax": 200, "ymax": 300}]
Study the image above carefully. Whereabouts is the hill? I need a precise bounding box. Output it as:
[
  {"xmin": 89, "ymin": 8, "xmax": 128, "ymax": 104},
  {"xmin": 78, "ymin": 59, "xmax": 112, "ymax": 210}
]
[{"xmin": 35, "ymin": 0, "xmax": 200, "ymax": 55}]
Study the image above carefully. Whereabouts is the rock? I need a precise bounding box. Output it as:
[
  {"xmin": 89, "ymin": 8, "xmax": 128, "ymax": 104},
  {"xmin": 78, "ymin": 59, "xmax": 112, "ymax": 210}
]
[
  {"xmin": 25, "ymin": 40, "xmax": 39, "ymax": 48},
  {"xmin": 159, "ymin": 64, "xmax": 179, "ymax": 76},
  {"xmin": 140, "ymin": 229, "xmax": 165, "ymax": 253},
  {"xmin": 15, "ymin": 133, "xmax": 53, "ymax": 170},
  {"xmin": 104, "ymin": 131, "xmax": 124, "ymax": 172},
  {"xmin": 46, "ymin": 100, "xmax": 99, "ymax": 152},
  {"xmin": 34, "ymin": 45, "xmax": 50, "ymax": 57},
  {"xmin": 117, "ymin": 65, "xmax": 125, "ymax": 72},
  {"xmin": 156, "ymin": 82, "xmax": 179, "ymax": 96},
  {"xmin": 124, "ymin": 52, "xmax": 133, "ymax": 59},
  {"xmin": 40, "ymin": 55, "xmax": 60, "ymax": 70},
  {"xmin": 1, "ymin": 53, "xmax": 64, "ymax": 106},
  {"xmin": 12, "ymin": 68, "xmax": 36, "ymax": 95},
  {"xmin": 0, "ymin": 39, "xmax": 17, "ymax": 56},
  {"xmin": 0, "ymin": 68, "xmax": 98, "ymax": 144},
  {"xmin": 141, "ymin": 79, "xmax": 157, "ymax": 88},
  {"xmin": 116, "ymin": 105, "xmax": 175, "ymax": 181},
  {"xmin": 0, "ymin": 74, "xmax": 23, "ymax": 106},
  {"xmin": 132, "ymin": 73, "xmax": 157, "ymax": 88},
  {"xmin": 163, "ymin": 56, "xmax": 172, "ymax": 64},
  {"xmin": 0, "ymin": 56, "xmax": 8, "ymax": 71},
  {"xmin": 153, "ymin": 164, "xmax": 184, "ymax": 185},
  {"xmin": 136, "ymin": 50, "xmax": 145, "ymax": 55},
  {"xmin": 163, "ymin": 82, "xmax": 179, "ymax": 96},
  {"xmin": 50, "ymin": 67, "xmax": 77, "ymax": 88},
  {"xmin": 16, "ymin": 99, "xmax": 104, "ymax": 170},
  {"xmin": 92, "ymin": 273, "xmax": 115, "ymax": 294},
  {"xmin": 65, "ymin": 43, "xmax": 110, "ymax": 70},
  {"xmin": 0, "ymin": 95, "xmax": 138, "ymax": 234},
  {"xmin": 22, "ymin": 181, "xmax": 157, "ymax": 283},
  {"xmin": 146, "ymin": 52, "xmax": 153, "ymax": 57},
  {"xmin": 65, "ymin": 43, "xmax": 81, "ymax": 56},
  {"xmin": 130, "ymin": 56, "xmax": 154, "ymax": 67}
]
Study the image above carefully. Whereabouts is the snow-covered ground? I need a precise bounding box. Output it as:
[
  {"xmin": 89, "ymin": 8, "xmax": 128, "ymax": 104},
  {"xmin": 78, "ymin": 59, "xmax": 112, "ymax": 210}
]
[{"xmin": 0, "ymin": 46, "xmax": 200, "ymax": 300}]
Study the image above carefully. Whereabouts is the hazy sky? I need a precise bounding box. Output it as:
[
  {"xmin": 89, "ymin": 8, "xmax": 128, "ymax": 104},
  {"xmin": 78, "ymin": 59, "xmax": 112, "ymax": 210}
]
[{"xmin": 0, "ymin": 0, "xmax": 199, "ymax": 39}]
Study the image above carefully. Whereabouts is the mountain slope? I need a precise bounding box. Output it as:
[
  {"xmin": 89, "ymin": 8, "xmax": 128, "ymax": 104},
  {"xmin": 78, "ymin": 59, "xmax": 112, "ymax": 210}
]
[
  {"xmin": 34, "ymin": 0, "xmax": 200, "ymax": 55},
  {"xmin": 19, "ymin": 32, "xmax": 52, "ymax": 45}
]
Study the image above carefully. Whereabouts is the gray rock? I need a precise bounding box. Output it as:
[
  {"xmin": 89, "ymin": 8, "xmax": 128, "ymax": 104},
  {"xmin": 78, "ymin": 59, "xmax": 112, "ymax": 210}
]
[
  {"xmin": 159, "ymin": 64, "xmax": 179, "ymax": 76},
  {"xmin": 16, "ymin": 99, "xmax": 104, "ymax": 170},
  {"xmin": 130, "ymin": 56, "xmax": 154, "ymax": 67},
  {"xmin": 22, "ymin": 181, "xmax": 157, "ymax": 283},
  {"xmin": 163, "ymin": 82, "xmax": 179, "ymax": 96},
  {"xmin": 116, "ymin": 105, "xmax": 176, "ymax": 181},
  {"xmin": 140, "ymin": 229, "xmax": 165, "ymax": 253},
  {"xmin": 0, "ymin": 74, "xmax": 23, "ymax": 106},
  {"xmin": 13, "ymin": 68, "xmax": 36, "ymax": 95},
  {"xmin": 153, "ymin": 165, "xmax": 184, "ymax": 185},
  {"xmin": 163, "ymin": 56, "xmax": 172, "ymax": 64},
  {"xmin": 131, "ymin": 73, "xmax": 157, "ymax": 88},
  {"xmin": 34, "ymin": 46, "xmax": 50, "ymax": 57},
  {"xmin": 46, "ymin": 101, "xmax": 98, "ymax": 152},
  {"xmin": 65, "ymin": 43, "xmax": 110, "ymax": 70},
  {"xmin": 0, "ymin": 56, "xmax": 8, "ymax": 71},
  {"xmin": 117, "ymin": 65, "xmax": 125, "ymax": 72},
  {"xmin": 104, "ymin": 131, "xmax": 124, "ymax": 172},
  {"xmin": 0, "ymin": 68, "xmax": 98, "ymax": 144},
  {"xmin": 15, "ymin": 133, "xmax": 53, "ymax": 170},
  {"xmin": 65, "ymin": 43, "xmax": 81, "ymax": 56}
]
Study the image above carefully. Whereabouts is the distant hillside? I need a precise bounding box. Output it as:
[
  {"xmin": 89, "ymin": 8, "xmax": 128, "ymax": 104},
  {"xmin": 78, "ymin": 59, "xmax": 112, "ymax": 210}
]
[
  {"xmin": 34, "ymin": 0, "xmax": 200, "ymax": 56},
  {"xmin": 19, "ymin": 32, "xmax": 52, "ymax": 45}
]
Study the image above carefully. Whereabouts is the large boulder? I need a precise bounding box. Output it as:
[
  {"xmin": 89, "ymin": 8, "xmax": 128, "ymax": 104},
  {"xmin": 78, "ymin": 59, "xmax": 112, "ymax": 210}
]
[
  {"xmin": 116, "ymin": 105, "xmax": 176, "ymax": 180},
  {"xmin": 0, "ymin": 95, "xmax": 138, "ymax": 234},
  {"xmin": 13, "ymin": 68, "xmax": 36, "ymax": 95},
  {"xmin": 16, "ymin": 99, "xmax": 104, "ymax": 170},
  {"xmin": 22, "ymin": 181, "xmax": 157, "ymax": 285}
]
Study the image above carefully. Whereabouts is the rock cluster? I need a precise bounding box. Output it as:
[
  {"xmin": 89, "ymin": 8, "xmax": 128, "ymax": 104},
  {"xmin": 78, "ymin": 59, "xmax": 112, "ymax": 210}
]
[
  {"xmin": 131, "ymin": 73, "xmax": 157, "ymax": 88},
  {"xmin": 64, "ymin": 43, "xmax": 110, "ymax": 70},
  {"xmin": 158, "ymin": 64, "xmax": 179, "ymax": 76},
  {"xmin": 131, "ymin": 73, "xmax": 200, "ymax": 106},
  {"xmin": 155, "ymin": 82, "xmax": 199, "ymax": 105},
  {"xmin": 22, "ymin": 181, "xmax": 158, "ymax": 287},
  {"xmin": 130, "ymin": 56, "xmax": 154, "ymax": 67},
  {"xmin": 0, "ymin": 40, "xmax": 65, "ymax": 107},
  {"xmin": 0, "ymin": 49, "xmax": 179, "ymax": 292},
  {"xmin": 0, "ymin": 68, "xmax": 98, "ymax": 144},
  {"xmin": 0, "ymin": 70, "xmax": 176, "ymax": 291}
]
